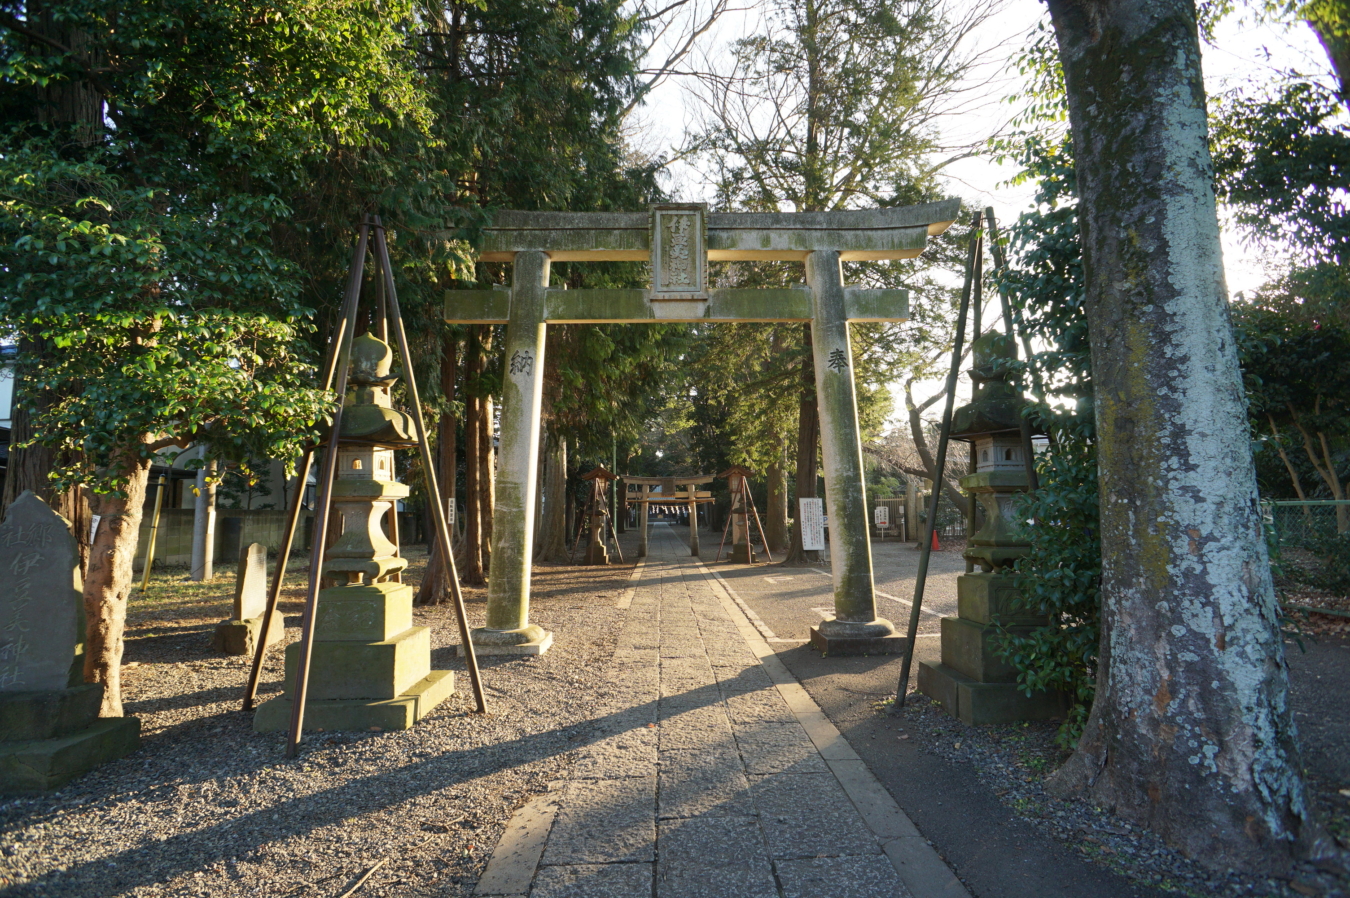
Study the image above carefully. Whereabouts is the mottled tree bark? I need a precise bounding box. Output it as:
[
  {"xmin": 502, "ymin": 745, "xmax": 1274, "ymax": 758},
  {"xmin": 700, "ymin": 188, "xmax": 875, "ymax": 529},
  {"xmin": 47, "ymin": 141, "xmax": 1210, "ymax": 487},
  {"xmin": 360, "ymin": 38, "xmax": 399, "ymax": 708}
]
[
  {"xmin": 416, "ymin": 332, "xmax": 459, "ymax": 606},
  {"xmin": 782, "ymin": 324, "xmax": 821, "ymax": 564},
  {"xmin": 1045, "ymin": 0, "xmax": 1334, "ymax": 872},
  {"xmin": 535, "ymin": 436, "xmax": 569, "ymax": 562},
  {"xmin": 83, "ymin": 445, "xmax": 152, "ymax": 717},
  {"xmin": 765, "ymin": 457, "xmax": 789, "ymax": 553},
  {"xmin": 458, "ymin": 327, "xmax": 491, "ymax": 585}
]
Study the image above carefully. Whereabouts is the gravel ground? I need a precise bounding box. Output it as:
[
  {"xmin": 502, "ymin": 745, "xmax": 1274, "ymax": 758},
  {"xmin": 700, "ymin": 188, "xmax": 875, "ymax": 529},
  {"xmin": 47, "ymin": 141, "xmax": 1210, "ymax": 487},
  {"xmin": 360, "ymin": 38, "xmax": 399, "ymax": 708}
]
[{"xmin": 0, "ymin": 547, "xmax": 638, "ymax": 897}]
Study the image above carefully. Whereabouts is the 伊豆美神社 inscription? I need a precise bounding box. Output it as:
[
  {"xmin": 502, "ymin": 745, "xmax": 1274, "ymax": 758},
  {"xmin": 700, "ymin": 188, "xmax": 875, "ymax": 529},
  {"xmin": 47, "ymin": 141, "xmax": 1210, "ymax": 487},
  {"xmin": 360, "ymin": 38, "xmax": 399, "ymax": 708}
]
[
  {"xmin": 0, "ymin": 492, "xmax": 82, "ymax": 692},
  {"xmin": 443, "ymin": 199, "xmax": 958, "ymax": 657}
]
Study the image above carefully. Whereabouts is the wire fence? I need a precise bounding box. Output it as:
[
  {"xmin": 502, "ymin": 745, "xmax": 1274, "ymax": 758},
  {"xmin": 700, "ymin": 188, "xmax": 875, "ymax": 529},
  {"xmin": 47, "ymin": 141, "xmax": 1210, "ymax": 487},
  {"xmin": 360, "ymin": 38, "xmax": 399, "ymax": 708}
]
[
  {"xmin": 1266, "ymin": 500, "xmax": 1350, "ymax": 548},
  {"xmin": 1264, "ymin": 500, "xmax": 1350, "ymax": 591}
]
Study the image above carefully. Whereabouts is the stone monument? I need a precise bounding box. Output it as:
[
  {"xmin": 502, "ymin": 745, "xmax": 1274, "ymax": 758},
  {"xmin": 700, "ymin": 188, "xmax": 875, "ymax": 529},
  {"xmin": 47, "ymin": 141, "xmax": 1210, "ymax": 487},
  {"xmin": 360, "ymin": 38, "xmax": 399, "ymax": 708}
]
[
  {"xmin": 211, "ymin": 542, "xmax": 286, "ymax": 655},
  {"xmin": 0, "ymin": 492, "xmax": 140, "ymax": 793},
  {"xmin": 254, "ymin": 333, "xmax": 455, "ymax": 733},
  {"xmin": 917, "ymin": 334, "xmax": 1065, "ymax": 724}
]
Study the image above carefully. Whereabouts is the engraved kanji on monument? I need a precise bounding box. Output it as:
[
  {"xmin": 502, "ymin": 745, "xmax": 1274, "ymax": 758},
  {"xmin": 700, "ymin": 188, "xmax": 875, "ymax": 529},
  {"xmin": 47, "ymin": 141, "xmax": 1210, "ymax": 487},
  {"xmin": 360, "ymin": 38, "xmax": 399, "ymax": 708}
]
[
  {"xmin": 649, "ymin": 204, "xmax": 708, "ymax": 301},
  {"xmin": 0, "ymin": 492, "xmax": 82, "ymax": 692},
  {"xmin": 212, "ymin": 542, "xmax": 285, "ymax": 656},
  {"xmin": 0, "ymin": 492, "xmax": 140, "ymax": 793}
]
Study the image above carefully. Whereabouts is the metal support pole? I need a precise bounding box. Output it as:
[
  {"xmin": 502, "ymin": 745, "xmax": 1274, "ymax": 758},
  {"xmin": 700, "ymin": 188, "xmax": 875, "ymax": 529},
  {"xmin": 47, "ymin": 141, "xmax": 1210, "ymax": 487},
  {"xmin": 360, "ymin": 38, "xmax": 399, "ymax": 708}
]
[
  {"xmin": 983, "ymin": 207, "xmax": 1041, "ymax": 493},
  {"xmin": 139, "ymin": 475, "xmax": 166, "ymax": 591},
  {"xmin": 284, "ymin": 218, "xmax": 371, "ymax": 756},
  {"xmin": 243, "ymin": 448, "xmax": 313, "ymax": 711},
  {"xmin": 245, "ymin": 223, "xmax": 364, "ymax": 713},
  {"xmin": 373, "ymin": 218, "xmax": 487, "ymax": 712},
  {"xmin": 894, "ymin": 212, "xmax": 981, "ymax": 709}
]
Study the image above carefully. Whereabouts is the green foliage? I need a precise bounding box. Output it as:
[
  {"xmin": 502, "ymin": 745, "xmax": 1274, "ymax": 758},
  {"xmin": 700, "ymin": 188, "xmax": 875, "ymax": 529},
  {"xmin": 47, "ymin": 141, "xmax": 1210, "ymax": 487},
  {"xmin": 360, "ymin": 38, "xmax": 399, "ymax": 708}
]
[
  {"xmin": 0, "ymin": 145, "xmax": 329, "ymax": 492},
  {"xmin": 1210, "ymin": 80, "xmax": 1350, "ymax": 265}
]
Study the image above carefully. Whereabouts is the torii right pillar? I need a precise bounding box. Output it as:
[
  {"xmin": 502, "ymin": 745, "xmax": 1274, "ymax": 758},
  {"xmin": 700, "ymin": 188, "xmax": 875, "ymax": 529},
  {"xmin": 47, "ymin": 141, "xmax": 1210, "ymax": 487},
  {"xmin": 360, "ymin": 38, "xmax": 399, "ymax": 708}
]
[{"xmin": 807, "ymin": 251, "xmax": 906, "ymax": 655}]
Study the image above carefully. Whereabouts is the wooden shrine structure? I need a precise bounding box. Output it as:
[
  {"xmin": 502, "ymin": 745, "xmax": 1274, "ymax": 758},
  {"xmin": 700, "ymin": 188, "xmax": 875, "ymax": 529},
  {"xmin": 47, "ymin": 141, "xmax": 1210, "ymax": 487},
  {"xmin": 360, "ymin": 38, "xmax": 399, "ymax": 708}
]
[{"xmin": 444, "ymin": 200, "xmax": 958, "ymax": 655}]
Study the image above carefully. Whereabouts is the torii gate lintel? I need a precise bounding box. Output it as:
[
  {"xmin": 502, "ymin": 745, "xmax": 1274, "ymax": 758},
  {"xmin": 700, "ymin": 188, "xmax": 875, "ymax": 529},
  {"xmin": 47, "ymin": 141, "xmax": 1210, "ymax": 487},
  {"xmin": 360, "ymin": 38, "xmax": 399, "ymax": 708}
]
[{"xmin": 451, "ymin": 201, "xmax": 959, "ymax": 657}]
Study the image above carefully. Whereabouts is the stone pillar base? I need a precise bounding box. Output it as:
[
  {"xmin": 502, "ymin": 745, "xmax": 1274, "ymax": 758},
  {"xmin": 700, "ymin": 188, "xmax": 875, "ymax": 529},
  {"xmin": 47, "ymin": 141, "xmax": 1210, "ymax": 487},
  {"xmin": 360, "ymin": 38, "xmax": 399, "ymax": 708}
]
[
  {"xmin": 917, "ymin": 662, "xmax": 1064, "ymax": 725},
  {"xmin": 808, "ymin": 627, "xmax": 909, "ymax": 656},
  {"xmin": 459, "ymin": 630, "xmax": 554, "ymax": 657},
  {"xmin": 467, "ymin": 624, "xmax": 554, "ymax": 656},
  {"xmin": 254, "ymin": 670, "xmax": 454, "ymax": 733},
  {"xmin": 0, "ymin": 685, "xmax": 140, "ymax": 794},
  {"xmin": 583, "ymin": 544, "xmax": 610, "ymax": 565},
  {"xmin": 211, "ymin": 610, "xmax": 286, "ymax": 656},
  {"xmin": 729, "ymin": 544, "xmax": 756, "ymax": 564}
]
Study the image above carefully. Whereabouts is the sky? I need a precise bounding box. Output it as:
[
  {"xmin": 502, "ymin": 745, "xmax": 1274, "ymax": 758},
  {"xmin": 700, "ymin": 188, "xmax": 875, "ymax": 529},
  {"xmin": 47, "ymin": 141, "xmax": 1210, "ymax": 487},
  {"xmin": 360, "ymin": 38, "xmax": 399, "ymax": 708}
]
[{"xmin": 628, "ymin": 0, "xmax": 1337, "ymax": 425}]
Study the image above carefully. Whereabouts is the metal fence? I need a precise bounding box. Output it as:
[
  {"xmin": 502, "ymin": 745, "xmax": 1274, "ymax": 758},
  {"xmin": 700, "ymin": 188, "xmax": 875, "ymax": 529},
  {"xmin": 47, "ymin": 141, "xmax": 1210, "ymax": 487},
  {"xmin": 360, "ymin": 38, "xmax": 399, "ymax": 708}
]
[{"xmin": 1265, "ymin": 500, "xmax": 1350, "ymax": 549}]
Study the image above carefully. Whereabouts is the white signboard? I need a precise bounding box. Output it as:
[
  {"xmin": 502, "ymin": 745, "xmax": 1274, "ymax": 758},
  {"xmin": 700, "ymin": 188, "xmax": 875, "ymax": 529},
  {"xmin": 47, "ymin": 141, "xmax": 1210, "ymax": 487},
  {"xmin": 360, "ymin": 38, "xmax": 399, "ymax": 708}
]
[
  {"xmin": 800, "ymin": 498, "xmax": 825, "ymax": 551},
  {"xmin": 874, "ymin": 506, "xmax": 889, "ymax": 528}
]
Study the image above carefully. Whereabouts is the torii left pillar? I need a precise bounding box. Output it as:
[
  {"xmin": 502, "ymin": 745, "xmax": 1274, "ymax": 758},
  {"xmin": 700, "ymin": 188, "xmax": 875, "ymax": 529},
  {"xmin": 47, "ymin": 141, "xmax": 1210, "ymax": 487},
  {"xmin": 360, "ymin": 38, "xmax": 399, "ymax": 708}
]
[{"xmin": 472, "ymin": 251, "xmax": 554, "ymax": 656}]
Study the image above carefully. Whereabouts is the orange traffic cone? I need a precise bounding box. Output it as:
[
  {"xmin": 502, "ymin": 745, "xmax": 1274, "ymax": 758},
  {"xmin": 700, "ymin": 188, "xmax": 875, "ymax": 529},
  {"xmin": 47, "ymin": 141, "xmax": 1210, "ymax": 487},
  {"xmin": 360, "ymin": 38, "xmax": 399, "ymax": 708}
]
[{"xmin": 930, "ymin": 529, "xmax": 941, "ymax": 551}]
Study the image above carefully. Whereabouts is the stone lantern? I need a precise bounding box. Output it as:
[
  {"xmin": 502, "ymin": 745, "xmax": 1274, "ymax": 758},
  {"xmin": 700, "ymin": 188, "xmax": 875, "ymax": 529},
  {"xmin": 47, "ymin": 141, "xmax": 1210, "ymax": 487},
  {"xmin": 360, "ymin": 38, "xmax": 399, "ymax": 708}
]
[
  {"xmin": 916, "ymin": 333, "xmax": 1063, "ymax": 724},
  {"xmin": 256, "ymin": 333, "xmax": 456, "ymax": 733}
]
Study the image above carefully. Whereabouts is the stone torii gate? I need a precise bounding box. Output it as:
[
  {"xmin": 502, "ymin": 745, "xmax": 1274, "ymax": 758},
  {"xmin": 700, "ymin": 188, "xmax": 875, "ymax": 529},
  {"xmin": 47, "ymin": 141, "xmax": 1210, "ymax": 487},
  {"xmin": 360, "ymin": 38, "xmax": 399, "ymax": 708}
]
[
  {"xmin": 623, "ymin": 475, "xmax": 716, "ymax": 558},
  {"xmin": 447, "ymin": 200, "xmax": 959, "ymax": 655}
]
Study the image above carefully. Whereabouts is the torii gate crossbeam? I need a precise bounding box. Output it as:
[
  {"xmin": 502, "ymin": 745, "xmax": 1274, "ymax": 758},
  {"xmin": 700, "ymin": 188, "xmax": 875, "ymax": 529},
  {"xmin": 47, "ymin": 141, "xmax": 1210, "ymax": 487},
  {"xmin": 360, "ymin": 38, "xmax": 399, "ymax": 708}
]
[{"xmin": 446, "ymin": 201, "xmax": 959, "ymax": 656}]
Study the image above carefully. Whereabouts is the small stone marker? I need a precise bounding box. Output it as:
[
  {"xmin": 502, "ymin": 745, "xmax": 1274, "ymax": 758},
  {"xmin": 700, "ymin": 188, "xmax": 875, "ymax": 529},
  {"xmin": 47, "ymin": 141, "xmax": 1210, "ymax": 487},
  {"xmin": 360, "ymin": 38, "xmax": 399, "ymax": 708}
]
[
  {"xmin": 212, "ymin": 542, "xmax": 285, "ymax": 656},
  {"xmin": 0, "ymin": 492, "xmax": 140, "ymax": 794}
]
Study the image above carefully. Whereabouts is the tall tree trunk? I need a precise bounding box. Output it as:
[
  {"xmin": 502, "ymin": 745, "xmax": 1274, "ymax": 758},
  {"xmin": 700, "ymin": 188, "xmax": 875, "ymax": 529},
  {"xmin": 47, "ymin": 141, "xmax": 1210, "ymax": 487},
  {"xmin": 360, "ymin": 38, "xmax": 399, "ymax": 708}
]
[
  {"xmin": 765, "ymin": 454, "xmax": 789, "ymax": 553},
  {"xmin": 1045, "ymin": 0, "xmax": 1331, "ymax": 871},
  {"xmin": 416, "ymin": 331, "xmax": 459, "ymax": 606},
  {"xmin": 83, "ymin": 445, "xmax": 152, "ymax": 717},
  {"xmin": 783, "ymin": 324, "xmax": 821, "ymax": 564},
  {"xmin": 459, "ymin": 325, "xmax": 493, "ymax": 585},
  {"xmin": 535, "ymin": 435, "xmax": 570, "ymax": 562}
]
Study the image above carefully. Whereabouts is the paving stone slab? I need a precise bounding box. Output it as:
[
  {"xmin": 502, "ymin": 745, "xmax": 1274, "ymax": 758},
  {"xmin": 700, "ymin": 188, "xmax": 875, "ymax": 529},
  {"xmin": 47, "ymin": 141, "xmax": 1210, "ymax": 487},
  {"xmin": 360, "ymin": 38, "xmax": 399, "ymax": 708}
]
[
  {"xmin": 775, "ymin": 855, "xmax": 913, "ymax": 898},
  {"xmin": 735, "ymin": 732, "xmax": 828, "ymax": 775},
  {"xmin": 724, "ymin": 691, "xmax": 794, "ymax": 725},
  {"xmin": 571, "ymin": 729, "xmax": 658, "ymax": 779},
  {"xmin": 658, "ymin": 706, "xmax": 735, "ymax": 751},
  {"xmin": 657, "ymin": 749, "xmax": 753, "ymax": 819},
  {"xmin": 715, "ymin": 669, "xmax": 776, "ymax": 697},
  {"xmin": 656, "ymin": 817, "xmax": 777, "ymax": 898},
  {"xmin": 541, "ymin": 777, "xmax": 656, "ymax": 865},
  {"xmin": 530, "ymin": 863, "xmax": 654, "ymax": 898},
  {"xmin": 750, "ymin": 774, "xmax": 881, "ymax": 859}
]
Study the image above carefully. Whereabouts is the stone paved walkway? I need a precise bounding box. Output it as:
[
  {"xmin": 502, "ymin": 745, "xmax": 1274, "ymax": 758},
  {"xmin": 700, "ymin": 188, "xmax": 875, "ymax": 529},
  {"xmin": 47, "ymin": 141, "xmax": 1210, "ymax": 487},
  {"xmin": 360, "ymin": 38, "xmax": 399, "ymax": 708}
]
[{"xmin": 476, "ymin": 524, "xmax": 968, "ymax": 898}]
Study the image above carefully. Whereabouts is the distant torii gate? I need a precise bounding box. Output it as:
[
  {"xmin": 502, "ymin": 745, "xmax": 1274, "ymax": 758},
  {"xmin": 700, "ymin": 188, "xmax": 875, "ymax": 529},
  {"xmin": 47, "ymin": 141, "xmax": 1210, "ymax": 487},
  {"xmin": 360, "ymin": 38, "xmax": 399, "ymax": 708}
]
[
  {"xmin": 623, "ymin": 475, "xmax": 715, "ymax": 558},
  {"xmin": 446, "ymin": 200, "xmax": 959, "ymax": 655}
]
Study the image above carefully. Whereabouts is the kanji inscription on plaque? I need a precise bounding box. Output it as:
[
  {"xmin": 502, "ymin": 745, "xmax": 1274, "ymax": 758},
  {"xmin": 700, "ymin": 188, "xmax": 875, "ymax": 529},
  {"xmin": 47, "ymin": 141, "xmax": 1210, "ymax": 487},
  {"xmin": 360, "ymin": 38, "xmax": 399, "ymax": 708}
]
[{"xmin": 650, "ymin": 204, "xmax": 708, "ymax": 301}]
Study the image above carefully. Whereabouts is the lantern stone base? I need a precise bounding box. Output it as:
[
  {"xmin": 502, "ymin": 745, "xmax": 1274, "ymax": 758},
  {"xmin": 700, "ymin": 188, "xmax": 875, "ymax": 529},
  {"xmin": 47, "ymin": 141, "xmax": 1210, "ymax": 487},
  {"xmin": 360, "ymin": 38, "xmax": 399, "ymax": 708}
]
[
  {"xmin": 728, "ymin": 544, "xmax": 756, "ymax": 564},
  {"xmin": 916, "ymin": 662, "xmax": 1063, "ymax": 726},
  {"xmin": 254, "ymin": 670, "xmax": 455, "ymax": 733},
  {"xmin": 917, "ymin": 572, "xmax": 1065, "ymax": 725},
  {"xmin": 583, "ymin": 544, "xmax": 610, "ymax": 565},
  {"xmin": 0, "ymin": 685, "xmax": 140, "ymax": 794},
  {"xmin": 211, "ymin": 610, "xmax": 286, "ymax": 657},
  {"xmin": 253, "ymin": 581, "xmax": 455, "ymax": 733}
]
